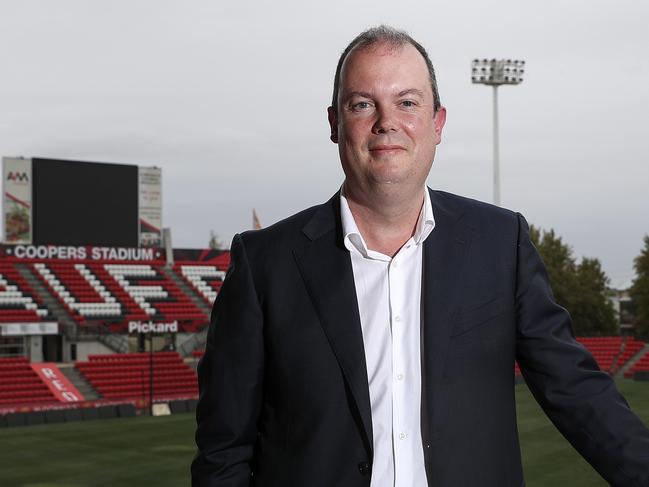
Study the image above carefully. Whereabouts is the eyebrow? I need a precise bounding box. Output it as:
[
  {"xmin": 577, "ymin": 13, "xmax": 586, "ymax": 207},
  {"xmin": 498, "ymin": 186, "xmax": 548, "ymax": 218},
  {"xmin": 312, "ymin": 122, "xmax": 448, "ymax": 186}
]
[
  {"xmin": 344, "ymin": 91, "xmax": 373, "ymax": 101},
  {"xmin": 344, "ymin": 88, "xmax": 426, "ymax": 101},
  {"xmin": 397, "ymin": 88, "xmax": 425, "ymax": 98}
]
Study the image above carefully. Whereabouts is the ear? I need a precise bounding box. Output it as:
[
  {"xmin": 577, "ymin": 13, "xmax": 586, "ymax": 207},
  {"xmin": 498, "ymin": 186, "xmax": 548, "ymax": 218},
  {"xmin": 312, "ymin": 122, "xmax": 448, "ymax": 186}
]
[
  {"xmin": 327, "ymin": 106, "xmax": 339, "ymax": 144},
  {"xmin": 433, "ymin": 106, "xmax": 447, "ymax": 145}
]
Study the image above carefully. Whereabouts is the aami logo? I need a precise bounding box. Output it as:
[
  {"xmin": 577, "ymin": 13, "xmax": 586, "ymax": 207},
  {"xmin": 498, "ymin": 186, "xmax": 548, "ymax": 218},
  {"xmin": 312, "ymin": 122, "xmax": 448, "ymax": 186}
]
[{"xmin": 6, "ymin": 172, "xmax": 29, "ymax": 182}]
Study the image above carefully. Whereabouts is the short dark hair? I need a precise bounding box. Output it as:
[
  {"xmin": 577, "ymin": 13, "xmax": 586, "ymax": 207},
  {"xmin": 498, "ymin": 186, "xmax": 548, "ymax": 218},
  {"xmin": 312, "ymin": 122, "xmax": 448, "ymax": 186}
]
[{"xmin": 331, "ymin": 25, "xmax": 441, "ymax": 114}]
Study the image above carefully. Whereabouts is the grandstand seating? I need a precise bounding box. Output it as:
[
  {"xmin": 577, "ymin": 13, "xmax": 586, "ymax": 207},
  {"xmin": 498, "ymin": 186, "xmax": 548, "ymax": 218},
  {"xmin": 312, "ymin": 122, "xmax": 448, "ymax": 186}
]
[
  {"xmin": 576, "ymin": 336, "xmax": 623, "ymax": 372},
  {"xmin": 0, "ymin": 356, "xmax": 58, "ymax": 406},
  {"xmin": 624, "ymin": 347, "xmax": 649, "ymax": 378},
  {"xmin": 513, "ymin": 337, "xmax": 647, "ymax": 378},
  {"xmin": 33, "ymin": 262, "xmax": 121, "ymax": 321},
  {"xmin": 75, "ymin": 352, "xmax": 198, "ymax": 401},
  {"xmin": 89, "ymin": 263, "xmax": 156, "ymax": 326},
  {"xmin": 0, "ymin": 262, "xmax": 51, "ymax": 323},
  {"xmin": 616, "ymin": 337, "xmax": 645, "ymax": 370},
  {"xmin": 175, "ymin": 264, "xmax": 225, "ymax": 305},
  {"xmin": 32, "ymin": 262, "xmax": 208, "ymax": 332}
]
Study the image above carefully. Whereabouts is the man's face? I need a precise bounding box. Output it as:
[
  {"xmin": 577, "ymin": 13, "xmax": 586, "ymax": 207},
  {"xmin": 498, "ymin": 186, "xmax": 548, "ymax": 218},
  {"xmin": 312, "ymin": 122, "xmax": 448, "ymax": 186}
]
[{"xmin": 328, "ymin": 42, "xmax": 446, "ymax": 198}]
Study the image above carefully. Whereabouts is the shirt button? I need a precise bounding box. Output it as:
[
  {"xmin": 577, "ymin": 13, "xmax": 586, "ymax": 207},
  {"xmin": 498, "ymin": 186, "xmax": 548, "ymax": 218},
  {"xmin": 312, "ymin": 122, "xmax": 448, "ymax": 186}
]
[
  {"xmin": 394, "ymin": 315, "xmax": 401, "ymax": 322},
  {"xmin": 392, "ymin": 260, "xmax": 398, "ymax": 268},
  {"xmin": 399, "ymin": 432, "xmax": 406, "ymax": 440},
  {"xmin": 396, "ymin": 374, "xmax": 404, "ymax": 381}
]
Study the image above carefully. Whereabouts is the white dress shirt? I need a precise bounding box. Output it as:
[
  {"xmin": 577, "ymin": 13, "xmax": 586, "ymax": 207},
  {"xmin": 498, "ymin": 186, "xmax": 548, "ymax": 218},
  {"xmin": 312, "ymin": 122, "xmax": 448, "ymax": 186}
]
[{"xmin": 340, "ymin": 187, "xmax": 435, "ymax": 487}]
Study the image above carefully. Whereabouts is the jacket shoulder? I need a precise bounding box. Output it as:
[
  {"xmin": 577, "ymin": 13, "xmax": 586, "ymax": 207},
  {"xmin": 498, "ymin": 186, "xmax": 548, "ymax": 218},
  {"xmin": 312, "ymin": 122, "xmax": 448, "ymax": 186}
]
[
  {"xmin": 431, "ymin": 189, "xmax": 520, "ymax": 229},
  {"xmin": 236, "ymin": 201, "xmax": 326, "ymax": 256}
]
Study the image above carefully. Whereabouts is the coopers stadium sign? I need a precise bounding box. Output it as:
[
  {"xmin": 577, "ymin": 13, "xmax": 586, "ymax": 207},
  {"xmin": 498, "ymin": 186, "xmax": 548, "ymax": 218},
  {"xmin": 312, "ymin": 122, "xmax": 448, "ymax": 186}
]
[
  {"xmin": 2, "ymin": 244, "xmax": 163, "ymax": 261},
  {"xmin": 128, "ymin": 320, "xmax": 178, "ymax": 333}
]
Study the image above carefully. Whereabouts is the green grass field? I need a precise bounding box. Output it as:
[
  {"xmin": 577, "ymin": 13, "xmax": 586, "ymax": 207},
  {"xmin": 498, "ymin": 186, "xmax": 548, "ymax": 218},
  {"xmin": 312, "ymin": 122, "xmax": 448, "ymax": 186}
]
[{"xmin": 1, "ymin": 380, "xmax": 648, "ymax": 487}]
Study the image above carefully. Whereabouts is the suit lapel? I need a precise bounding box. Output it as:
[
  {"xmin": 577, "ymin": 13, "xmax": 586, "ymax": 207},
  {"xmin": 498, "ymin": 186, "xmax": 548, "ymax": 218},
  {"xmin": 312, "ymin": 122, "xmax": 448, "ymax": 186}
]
[
  {"xmin": 422, "ymin": 190, "xmax": 473, "ymax": 439},
  {"xmin": 293, "ymin": 193, "xmax": 374, "ymax": 458},
  {"xmin": 292, "ymin": 189, "xmax": 472, "ymax": 456}
]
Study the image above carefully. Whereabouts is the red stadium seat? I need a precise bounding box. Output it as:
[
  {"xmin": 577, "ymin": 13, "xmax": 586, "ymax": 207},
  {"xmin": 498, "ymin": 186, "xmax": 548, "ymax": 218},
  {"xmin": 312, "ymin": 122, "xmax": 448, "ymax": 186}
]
[{"xmin": 75, "ymin": 351, "xmax": 198, "ymax": 402}]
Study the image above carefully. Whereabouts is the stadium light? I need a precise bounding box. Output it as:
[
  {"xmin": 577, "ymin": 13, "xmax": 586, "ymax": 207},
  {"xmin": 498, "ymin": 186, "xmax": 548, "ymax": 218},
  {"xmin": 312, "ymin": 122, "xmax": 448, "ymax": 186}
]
[{"xmin": 471, "ymin": 58, "xmax": 525, "ymax": 206}]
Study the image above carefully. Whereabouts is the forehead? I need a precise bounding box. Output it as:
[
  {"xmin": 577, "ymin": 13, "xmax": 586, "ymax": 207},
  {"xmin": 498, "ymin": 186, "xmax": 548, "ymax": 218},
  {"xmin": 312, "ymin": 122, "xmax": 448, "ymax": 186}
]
[{"xmin": 339, "ymin": 42, "xmax": 431, "ymax": 96}]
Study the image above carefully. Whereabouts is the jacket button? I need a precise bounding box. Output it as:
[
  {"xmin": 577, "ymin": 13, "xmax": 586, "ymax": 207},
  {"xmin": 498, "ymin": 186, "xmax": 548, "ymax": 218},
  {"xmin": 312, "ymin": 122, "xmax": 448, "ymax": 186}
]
[{"xmin": 358, "ymin": 462, "xmax": 371, "ymax": 476}]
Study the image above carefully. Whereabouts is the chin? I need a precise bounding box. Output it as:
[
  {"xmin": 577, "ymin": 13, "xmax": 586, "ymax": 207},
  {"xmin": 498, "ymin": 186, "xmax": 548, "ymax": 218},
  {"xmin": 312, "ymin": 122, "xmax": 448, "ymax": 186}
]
[
  {"xmin": 370, "ymin": 164, "xmax": 410, "ymax": 181},
  {"xmin": 369, "ymin": 173, "xmax": 409, "ymax": 187}
]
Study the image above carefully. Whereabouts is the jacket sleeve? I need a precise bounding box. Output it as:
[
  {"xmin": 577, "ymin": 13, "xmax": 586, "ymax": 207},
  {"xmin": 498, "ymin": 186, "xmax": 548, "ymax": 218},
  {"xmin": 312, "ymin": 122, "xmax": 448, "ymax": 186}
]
[
  {"xmin": 191, "ymin": 233, "xmax": 264, "ymax": 487},
  {"xmin": 514, "ymin": 212, "xmax": 649, "ymax": 486}
]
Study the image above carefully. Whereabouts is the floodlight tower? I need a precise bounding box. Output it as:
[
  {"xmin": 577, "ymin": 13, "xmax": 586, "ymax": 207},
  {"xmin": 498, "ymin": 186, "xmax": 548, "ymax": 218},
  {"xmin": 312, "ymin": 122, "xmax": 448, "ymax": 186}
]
[{"xmin": 471, "ymin": 59, "xmax": 525, "ymax": 206}]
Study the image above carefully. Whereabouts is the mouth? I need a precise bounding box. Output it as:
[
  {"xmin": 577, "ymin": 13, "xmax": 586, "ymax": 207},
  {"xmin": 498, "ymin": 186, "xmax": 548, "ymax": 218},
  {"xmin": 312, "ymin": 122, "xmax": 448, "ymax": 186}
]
[{"xmin": 369, "ymin": 145, "xmax": 406, "ymax": 154}]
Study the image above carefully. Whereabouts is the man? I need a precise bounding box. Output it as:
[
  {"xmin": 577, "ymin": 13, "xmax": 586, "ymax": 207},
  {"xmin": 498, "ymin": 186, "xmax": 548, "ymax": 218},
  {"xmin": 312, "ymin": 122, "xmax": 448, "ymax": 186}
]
[{"xmin": 192, "ymin": 26, "xmax": 649, "ymax": 486}]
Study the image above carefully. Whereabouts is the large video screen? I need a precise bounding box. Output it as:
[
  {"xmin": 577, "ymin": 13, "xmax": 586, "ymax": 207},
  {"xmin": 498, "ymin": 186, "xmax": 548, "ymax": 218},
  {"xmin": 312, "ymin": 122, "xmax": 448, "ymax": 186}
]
[{"xmin": 32, "ymin": 158, "xmax": 138, "ymax": 246}]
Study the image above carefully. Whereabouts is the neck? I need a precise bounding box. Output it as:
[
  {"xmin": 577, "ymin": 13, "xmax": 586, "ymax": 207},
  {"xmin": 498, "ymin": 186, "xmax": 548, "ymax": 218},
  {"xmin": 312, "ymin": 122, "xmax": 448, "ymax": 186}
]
[{"xmin": 344, "ymin": 183, "xmax": 426, "ymax": 257}]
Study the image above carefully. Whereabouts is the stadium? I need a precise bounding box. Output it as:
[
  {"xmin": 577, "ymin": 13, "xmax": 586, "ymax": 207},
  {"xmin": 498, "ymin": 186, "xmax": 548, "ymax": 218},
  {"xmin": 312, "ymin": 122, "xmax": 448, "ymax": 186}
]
[
  {"xmin": 1, "ymin": 156, "xmax": 648, "ymax": 486},
  {"xmin": 0, "ymin": 156, "xmax": 225, "ymax": 403}
]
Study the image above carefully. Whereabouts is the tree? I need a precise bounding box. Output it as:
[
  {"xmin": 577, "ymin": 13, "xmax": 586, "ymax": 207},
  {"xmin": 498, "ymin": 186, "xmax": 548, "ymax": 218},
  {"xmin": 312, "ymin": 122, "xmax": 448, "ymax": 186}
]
[
  {"xmin": 630, "ymin": 235, "xmax": 649, "ymax": 338},
  {"xmin": 572, "ymin": 258, "xmax": 617, "ymax": 335},
  {"xmin": 529, "ymin": 225, "xmax": 617, "ymax": 336},
  {"xmin": 529, "ymin": 226, "xmax": 578, "ymax": 311},
  {"xmin": 208, "ymin": 231, "xmax": 225, "ymax": 250}
]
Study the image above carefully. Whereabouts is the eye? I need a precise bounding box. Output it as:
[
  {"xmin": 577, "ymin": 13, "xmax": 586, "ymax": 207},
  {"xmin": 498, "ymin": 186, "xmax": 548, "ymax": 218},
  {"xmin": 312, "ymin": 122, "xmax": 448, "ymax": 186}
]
[
  {"xmin": 400, "ymin": 100, "xmax": 416, "ymax": 107},
  {"xmin": 351, "ymin": 101, "xmax": 372, "ymax": 111}
]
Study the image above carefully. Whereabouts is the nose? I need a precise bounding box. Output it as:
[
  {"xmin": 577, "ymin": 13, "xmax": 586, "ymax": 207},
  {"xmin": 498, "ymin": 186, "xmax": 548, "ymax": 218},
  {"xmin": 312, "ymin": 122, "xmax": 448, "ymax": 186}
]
[{"xmin": 372, "ymin": 105, "xmax": 399, "ymax": 134}]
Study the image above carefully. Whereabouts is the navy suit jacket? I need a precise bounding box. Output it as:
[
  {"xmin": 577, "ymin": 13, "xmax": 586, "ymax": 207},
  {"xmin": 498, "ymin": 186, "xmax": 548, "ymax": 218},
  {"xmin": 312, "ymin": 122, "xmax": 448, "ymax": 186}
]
[{"xmin": 192, "ymin": 189, "xmax": 649, "ymax": 486}]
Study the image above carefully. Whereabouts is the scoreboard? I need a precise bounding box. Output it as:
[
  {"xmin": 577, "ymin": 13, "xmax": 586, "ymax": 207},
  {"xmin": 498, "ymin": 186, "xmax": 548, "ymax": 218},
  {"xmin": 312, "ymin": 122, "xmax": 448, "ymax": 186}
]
[{"xmin": 2, "ymin": 157, "xmax": 161, "ymax": 247}]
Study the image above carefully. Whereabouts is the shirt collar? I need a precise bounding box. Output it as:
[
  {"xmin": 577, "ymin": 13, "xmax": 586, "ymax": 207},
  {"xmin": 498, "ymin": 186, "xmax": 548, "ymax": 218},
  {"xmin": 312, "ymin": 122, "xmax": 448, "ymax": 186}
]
[
  {"xmin": 340, "ymin": 187, "xmax": 371, "ymax": 257},
  {"xmin": 414, "ymin": 186, "xmax": 436, "ymax": 245},
  {"xmin": 340, "ymin": 185, "xmax": 436, "ymax": 257}
]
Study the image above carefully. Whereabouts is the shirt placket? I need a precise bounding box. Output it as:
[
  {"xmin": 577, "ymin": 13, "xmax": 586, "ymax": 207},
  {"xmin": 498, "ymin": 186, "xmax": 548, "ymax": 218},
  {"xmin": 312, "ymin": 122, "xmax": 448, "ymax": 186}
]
[
  {"xmin": 390, "ymin": 241, "xmax": 421, "ymax": 487},
  {"xmin": 389, "ymin": 246, "xmax": 411, "ymax": 486}
]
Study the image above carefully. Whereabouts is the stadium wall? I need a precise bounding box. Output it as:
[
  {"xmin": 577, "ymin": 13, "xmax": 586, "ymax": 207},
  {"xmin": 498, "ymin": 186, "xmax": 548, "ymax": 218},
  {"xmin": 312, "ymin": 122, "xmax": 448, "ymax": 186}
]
[{"xmin": 74, "ymin": 341, "xmax": 115, "ymax": 362}]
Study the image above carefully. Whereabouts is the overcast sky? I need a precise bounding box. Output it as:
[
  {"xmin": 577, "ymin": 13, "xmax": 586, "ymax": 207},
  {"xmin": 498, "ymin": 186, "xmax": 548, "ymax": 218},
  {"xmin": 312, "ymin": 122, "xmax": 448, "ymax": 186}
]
[{"xmin": 1, "ymin": 0, "xmax": 647, "ymax": 288}]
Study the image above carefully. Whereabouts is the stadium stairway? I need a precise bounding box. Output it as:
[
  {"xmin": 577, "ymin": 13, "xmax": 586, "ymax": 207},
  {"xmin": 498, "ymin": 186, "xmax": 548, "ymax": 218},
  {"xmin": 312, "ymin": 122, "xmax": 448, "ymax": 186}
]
[
  {"xmin": 178, "ymin": 328, "xmax": 208, "ymax": 359},
  {"xmin": 159, "ymin": 266, "xmax": 212, "ymax": 316},
  {"xmin": 618, "ymin": 343, "xmax": 649, "ymax": 378},
  {"xmin": 97, "ymin": 333, "xmax": 129, "ymax": 354},
  {"xmin": 58, "ymin": 363, "xmax": 102, "ymax": 400},
  {"xmin": 16, "ymin": 263, "xmax": 76, "ymax": 336},
  {"xmin": 18, "ymin": 263, "xmax": 129, "ymax": 354},
  {"xmin": 159, "ymin": 265, "xmax": 212, "ymax": 357}
]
